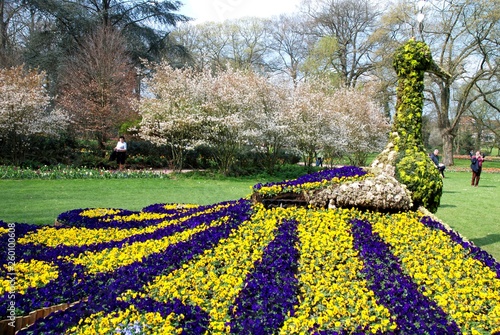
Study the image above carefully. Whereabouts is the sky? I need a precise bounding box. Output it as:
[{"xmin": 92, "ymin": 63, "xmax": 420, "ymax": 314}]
[{"xmin": 178, "ymin": 0, "xmax": 303, "ymax": 23}]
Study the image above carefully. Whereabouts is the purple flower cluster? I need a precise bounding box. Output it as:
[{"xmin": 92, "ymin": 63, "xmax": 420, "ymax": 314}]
[
  {"xmin": 420, "ymin": 216, "xmax": 500, "ymax": 279},
  {"xmin": 0, "ymin": 221, "xmax": 40, "ymax": 264},
  {"xmin": 349, "ymin": 219, "xmax": 461, "ymax": 335},
  {"xmin": 1, "ymin": 200, "xmax": 253, "ymax": 331},
  {"xmin": 11, "ymin": 201, "xmax": 236, "ymax": 265},
  {"xmin": 253, "ymin": 166, "xmax": 367, "ymax": 191},
  {"xmin": 56, "ymin": 208, "xmax": 140, "ymax": 229},
  {"xmin": 228, "ymin": 219, "xmax": 300, "ymax": 334},
  {"xmin": 18, "ymin": 297, "xmax": 210, "ymax": 335},
  {"xmin": 56, "ymin": 203, "xmax": 204, "ymax": 230}
]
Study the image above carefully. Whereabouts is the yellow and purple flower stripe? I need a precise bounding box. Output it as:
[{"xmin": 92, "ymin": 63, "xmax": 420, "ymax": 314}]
[{"xmin": 0, "ymin": 166, "xmax": 499, "ymax": 335}]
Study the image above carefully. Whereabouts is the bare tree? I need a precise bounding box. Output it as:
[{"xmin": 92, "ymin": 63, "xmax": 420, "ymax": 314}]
[
  {"xmin": 57, "ymin": 26, "xmax": 137, "ymax": 150},
  {"xmin": 300, "ymin": 0, "xmax": 383, "ymax": 87},
  {"xmin": 171, "ymin": 22, "xmax": 231, "ymax": 71},
  {"xmin": 226, "ymin": 17, "xmax": 272, "ymax": 71},
  {"xmin": 268, "ymin": 14, "xmax": 311, "ymax": 85},
  {"xmin": 423, "ymin": 0, "xmax": 500, "ymax": 165},
  {"xmin": 0, "ymin": 0, "xmax": 33, "ymax": 67},
  {"xmin": 171, "ymin": 18, "xmax": 273, "ymax": 73},
  {"xmin": 468, "ymin": 87, "xmax": 500, "ymax": 154}
]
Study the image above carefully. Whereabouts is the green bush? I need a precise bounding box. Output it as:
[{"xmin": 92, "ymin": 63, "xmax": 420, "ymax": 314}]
[{"xmin": 395, "ymin": 149, "xmax": 443, "ymax": 212}]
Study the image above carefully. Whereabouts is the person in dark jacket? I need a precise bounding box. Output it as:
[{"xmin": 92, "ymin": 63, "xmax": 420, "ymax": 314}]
[
  {"xmin": 430, "ymin": 149, "xmax": 445, "ymax": 178},
  {"xmin": 470, "ymin": 150, "xmax": 485, "ymax": 187}
]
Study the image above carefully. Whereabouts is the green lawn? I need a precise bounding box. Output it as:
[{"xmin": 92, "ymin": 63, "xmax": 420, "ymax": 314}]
[
  {"xmin": 0, "ymin": 177, "xmax": 261, "ymax": 225},
  {"xmin": 450, "ymin": 155, "xmax": 500, "ymax": 169},
  {"xmin": 1, "ymin": 170, "xmax": 499, "ymax": 261},
  {"xmin": 436, "ymin": 170, "xmax": 500, "ymax": 261}
]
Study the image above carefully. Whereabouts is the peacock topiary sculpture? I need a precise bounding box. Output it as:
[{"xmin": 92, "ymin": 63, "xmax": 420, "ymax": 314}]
[
  {"xmin": 371, "ymin": 38, "xmax": 450, "ymax": 213},
  {"xmin": 252, "ymin": 39, "xmax": 450, "ymax": 214}
]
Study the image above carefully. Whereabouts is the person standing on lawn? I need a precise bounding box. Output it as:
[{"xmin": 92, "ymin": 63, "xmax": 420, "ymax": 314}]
[
  {"xmin": 470, "ymin": 150, "xmax": 485, "ymax": 187},
  {"xmin": 114, "ymin": 136, "xmax": 127, "ymax": 171}
]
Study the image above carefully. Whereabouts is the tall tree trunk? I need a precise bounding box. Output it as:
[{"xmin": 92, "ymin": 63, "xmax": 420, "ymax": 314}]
[
  {"xmin": 438, "ymin": 81, "xmax": 455, "ymax": 166},
  {"xmin": 475, "ymin": 128, "xmax": 482, "ymax": 152},
  {"xmin": 442, "ymin": 130, "xmax": 454, "ymax": 167},
  {"xmin": 0, "ymin": 0, "xmax": 4, "ymax": 46},
  {"xmin": 0, "ymin": 0, "xmax": 7, "ymax": 64}
]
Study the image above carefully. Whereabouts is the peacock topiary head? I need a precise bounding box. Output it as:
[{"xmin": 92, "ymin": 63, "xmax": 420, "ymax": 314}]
[{"xmin": 393, "ymin": 38, "xmax": 433, "ymax": 76}]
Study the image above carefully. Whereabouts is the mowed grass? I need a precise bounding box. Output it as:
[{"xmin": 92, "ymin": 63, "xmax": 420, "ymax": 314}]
[
  {"xmin": 0, "ymin": 177, "xmax": 262, "ymax": 225},
  {"xmin": 0, "ymin": 168, "xmax": 498, "ymax": 261},
  {"xmin": 436, "ymin": 170, "xmax": 500, "ymax": 262}
]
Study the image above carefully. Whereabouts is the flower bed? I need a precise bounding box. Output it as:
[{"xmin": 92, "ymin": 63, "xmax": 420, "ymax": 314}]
[
  {"xmin": 1, "ymin": 167, "xmax": 499, "ymax": 334},
  {"xmin": 252, "ymin": 166, "xmax": 369, "ymax": 197},
  {"xmin": 0, "ymin": 165, "xmax": 174, "ymax": 179}
]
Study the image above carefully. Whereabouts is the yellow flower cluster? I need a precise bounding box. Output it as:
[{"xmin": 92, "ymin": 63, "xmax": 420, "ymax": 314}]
[
  {"xmin": 80, "ymin": 208, "xmax": 121, "ymax": 218},
  {"xmin": 280, "ymin": 208, "xmax": 395, "ymax": 334},
  {"xmin": 11, "ymin": 199, "xmax": 500, "ymax": 334},
  {"xmin": 125, "ymin": 204, "xmax": 283, "ymax": 333},
  {"xmin": 19, "ymin": 226, "xmax": 152, "ymax": 247},
  {"xmin": 369, "ymin": 211, "xmax": 500, "ymax": 334},
  {"xmin": 0, "ymin": 227, "xmax": 9, "ymax": 236},
  {"xmin": 101, "ymin": 204, "xmax": 199, "ymax": 223},
  {"xmin": 255, "ymin": 175, "xmax": 371, "ymax": 197},
  {"xmin": 102, "ymin": 212, "xmax": 170, "ymax": 223},
  {"xmin": 118, "ymin": 206, "xmax": 398, "ymax": 334},
  {"xmin": 18, "ymin": 204, "xmax": 229, "ymax": 248},
  {"xmin": 69, "ymin": 217, "xmax": 228, "ymax": 274},
  {"xmin": 0, "ymin": 260, "xmax": 59, "ymax": 295},
  {"xmin": 66, "ymin": 304, "xmax": 183, "ymax": 335},
  {"xmin": 162, "ymin": 204, "xmax": 199, "ymax": 210}
]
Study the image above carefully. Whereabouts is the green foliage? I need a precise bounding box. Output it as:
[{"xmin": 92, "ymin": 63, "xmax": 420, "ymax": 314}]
[
  {"xmin": 376, "ymin": 39, "xmax": 444, "ymax": 213},
  {"xmin": 391, "ymin": 39, "xmax": 432, "ymax": 149},
  {"xmin": 301, "ymin": 36, "xmax": 342, "ymax": 86},
  {"xmin": 395, "ymin": 149, "xmax": 443, "ymax": 213}
]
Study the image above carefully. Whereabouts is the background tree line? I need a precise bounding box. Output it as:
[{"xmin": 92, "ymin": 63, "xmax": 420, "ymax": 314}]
[{"xmin": 1, "ymin": 0, "xmax": 499, "ymax": 173}]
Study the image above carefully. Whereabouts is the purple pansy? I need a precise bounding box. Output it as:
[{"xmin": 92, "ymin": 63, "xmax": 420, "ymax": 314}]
[
  {"xmin": 253, "ymin": 166, "xmax": 367, "ymax": 191},
  {"xmin": 348, "ymin": 219, "xmax": 461, "ymax": 335},
  {"xmin": 0, "ymin": 200, "xmax": 252, "ymax": 321},
  {"xmin": 228, "ymin": 219, "xmax": 300, "ymax": 334}
]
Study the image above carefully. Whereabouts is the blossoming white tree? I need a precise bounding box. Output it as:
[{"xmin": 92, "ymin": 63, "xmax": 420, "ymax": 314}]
[
  {"xmin": 138, "ymin": 64, "xmax": 292, "ymax": 174},
  {"xmin": 283, "ymin": 81, "xmax": 389, "ymax": 167},
  {"xmin": 328, "ymin": 86, "xmax": 390, "ymax": 166},
  {"xmin": 239, "ymin": 76, "xmax": 290, "ymax": 173},
  {"xmin": 137, "ymin": 64, "xmax": 203, "ymax": 171},
  {"xmin": 138, "ymin": 61, "xmax": 387, "ymax": 173},
  {"xmin": 200, "ymin": 68, "xmax": 293, "ymax": 174},
  {"xmin": 283, "ymin": 81, "xmax": 340, "ymax": 167},
  {"xmin": 197, "ymin": 67, "xmax": 256, "ymax": 174},
  {"xmin": 0, "ymin": 65, "xmax": 69, "ymax": 164}
]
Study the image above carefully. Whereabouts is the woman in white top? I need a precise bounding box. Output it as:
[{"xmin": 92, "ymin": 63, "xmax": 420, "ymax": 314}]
[{"xmin": 114, "ymin": 136, "xmax": 127, "ymax": 170}]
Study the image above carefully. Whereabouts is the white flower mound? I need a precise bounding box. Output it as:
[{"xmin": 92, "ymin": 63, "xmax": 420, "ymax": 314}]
[{"xmin": 309, "ymin": 173, "xmax": 413, "ymax": 211}]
